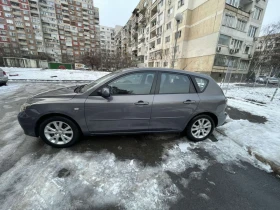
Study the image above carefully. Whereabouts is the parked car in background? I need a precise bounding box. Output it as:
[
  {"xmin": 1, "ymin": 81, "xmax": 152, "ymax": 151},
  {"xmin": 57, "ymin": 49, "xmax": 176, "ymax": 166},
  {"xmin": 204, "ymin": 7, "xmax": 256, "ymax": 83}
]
[
  {"xmin": 0, "ymin": 68, "xmax": 8, "ymax": 85},
  {"xmin": 266, "ymin": 77, "xmax": 279, "ymax": 85},
  {"xmin": 256, "ymin": 76, "xmax": 266, "ymax": 84},
  {"xmin": 18, "ymin": 68, "xmax": 227, "ymax": 148}
]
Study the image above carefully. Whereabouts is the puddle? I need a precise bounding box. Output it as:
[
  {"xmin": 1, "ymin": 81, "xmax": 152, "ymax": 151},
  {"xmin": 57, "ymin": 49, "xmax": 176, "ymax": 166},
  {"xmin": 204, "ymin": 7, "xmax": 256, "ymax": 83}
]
[{"xmin": 226, "ymin": 106, "xmax": 267, "ymax": 124}]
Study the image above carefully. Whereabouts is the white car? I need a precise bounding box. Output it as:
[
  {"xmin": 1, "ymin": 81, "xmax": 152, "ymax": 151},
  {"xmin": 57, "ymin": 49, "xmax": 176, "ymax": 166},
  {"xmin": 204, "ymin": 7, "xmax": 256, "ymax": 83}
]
[
  {"xmin": 0, "ymin": 68, "xmax": 8, "ymax": 85},
  {"xmin": 256, "ymin": 76, "xmax": 266, "ymax": 83},
  {"xmin": 266, "ymin": 77, "xmax": 279, "ymax": 84}
]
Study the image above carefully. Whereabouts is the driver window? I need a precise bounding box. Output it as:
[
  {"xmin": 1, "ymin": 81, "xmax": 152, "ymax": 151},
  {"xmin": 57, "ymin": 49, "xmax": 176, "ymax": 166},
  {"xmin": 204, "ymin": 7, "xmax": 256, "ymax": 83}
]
[{"xmin": 108, "ymin": 72, "xmax": 155, "ymax": 95}]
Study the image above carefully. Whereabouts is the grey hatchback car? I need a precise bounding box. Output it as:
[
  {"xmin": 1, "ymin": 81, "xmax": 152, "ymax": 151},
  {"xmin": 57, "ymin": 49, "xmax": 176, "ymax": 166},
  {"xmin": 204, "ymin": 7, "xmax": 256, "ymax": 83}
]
[{"xmin": 18, "ymin": 68, "xmax": 227, "ymax": 148}]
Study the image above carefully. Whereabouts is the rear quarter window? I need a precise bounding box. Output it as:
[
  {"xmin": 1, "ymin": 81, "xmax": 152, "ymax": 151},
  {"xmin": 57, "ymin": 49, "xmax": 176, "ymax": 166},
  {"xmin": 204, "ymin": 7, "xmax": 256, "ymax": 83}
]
[{"xmin": 194, "ymin": 77, "xmax": 209, "ymax": 92}]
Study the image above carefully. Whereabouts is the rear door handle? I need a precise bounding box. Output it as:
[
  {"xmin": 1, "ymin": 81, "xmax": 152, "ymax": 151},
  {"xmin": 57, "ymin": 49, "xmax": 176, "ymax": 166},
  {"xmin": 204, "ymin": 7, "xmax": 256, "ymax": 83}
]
[
  {"xmin": 135, "ymin": 100, "xmax": 149, "ymax": 105},
  {"xmin": 183, "ymin": 100, "xmax": 196, "ymax": 104}
]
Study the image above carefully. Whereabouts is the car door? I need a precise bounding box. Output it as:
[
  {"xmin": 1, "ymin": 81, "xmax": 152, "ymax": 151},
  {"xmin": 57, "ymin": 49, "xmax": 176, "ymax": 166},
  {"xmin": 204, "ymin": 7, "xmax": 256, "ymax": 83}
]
[
  {"xmin": 149, "ymin": 71, "xmax": 200, "ymax": 132},
  {"xmin": 85, "ymin": 71, "xmax": 157, "ymax": 133}
]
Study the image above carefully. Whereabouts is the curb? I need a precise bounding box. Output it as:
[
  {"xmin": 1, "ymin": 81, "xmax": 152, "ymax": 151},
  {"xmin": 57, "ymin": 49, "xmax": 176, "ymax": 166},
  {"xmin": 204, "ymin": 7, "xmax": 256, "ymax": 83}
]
[{"xmin": 216, "ymin": 128, "xmax": 280, "ymax": 176}]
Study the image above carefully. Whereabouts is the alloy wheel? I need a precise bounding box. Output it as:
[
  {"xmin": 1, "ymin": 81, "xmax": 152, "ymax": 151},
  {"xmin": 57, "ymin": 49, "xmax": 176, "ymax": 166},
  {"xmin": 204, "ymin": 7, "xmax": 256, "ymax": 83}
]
[
  {"xmin": 191, "ymin": 118, "xmax": 212, "ymax": 139},
  {"xmin": 44, "ymin": 121, "xmax": 74, "ymax": 145}
]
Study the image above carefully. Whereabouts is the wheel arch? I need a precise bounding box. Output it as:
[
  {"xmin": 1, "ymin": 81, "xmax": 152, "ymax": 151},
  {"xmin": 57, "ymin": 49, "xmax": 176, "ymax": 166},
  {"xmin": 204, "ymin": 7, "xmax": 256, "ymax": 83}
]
[
  {"xmin": 186, "ymin": 112, "xmax": 218, "ymax": 128},
  {"xmin": 35, "ymin": 113, "xmax": 83, "ymax": 137}
]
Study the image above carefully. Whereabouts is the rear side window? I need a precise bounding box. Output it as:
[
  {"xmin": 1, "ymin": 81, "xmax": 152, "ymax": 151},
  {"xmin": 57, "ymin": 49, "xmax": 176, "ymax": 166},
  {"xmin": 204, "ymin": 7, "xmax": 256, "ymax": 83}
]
[
  {"xmin": 194, "ymin": 77, "xmax": 208, "ymax": 92},
  {"xmin": 159, "ymin": 73, "xmax": 191, "ymax": 94}
]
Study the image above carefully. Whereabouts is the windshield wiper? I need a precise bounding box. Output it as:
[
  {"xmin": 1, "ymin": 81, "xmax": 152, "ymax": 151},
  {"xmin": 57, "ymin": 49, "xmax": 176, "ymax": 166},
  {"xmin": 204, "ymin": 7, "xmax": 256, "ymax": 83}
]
[{"xmin": 74, "ymin": 85, "xmax": 86, "ymax": 93}]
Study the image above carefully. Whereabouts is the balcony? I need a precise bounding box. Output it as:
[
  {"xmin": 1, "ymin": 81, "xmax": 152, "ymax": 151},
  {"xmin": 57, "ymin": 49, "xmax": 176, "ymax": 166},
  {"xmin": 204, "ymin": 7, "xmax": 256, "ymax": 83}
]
[
  {"xmin": 225, "ymin": 0, "xmax": 252, "ymax": 18},
  {"xmin": 11, "ymin": 3, "xmax": 20, "ymax": 8}
]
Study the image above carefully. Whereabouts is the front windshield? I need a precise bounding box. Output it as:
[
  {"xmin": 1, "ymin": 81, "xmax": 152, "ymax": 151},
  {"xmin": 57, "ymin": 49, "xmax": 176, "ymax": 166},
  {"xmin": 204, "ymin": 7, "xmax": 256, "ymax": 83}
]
[{"xmin": 81, "ymin": 71, "xmax": 120, "ymax": 92}]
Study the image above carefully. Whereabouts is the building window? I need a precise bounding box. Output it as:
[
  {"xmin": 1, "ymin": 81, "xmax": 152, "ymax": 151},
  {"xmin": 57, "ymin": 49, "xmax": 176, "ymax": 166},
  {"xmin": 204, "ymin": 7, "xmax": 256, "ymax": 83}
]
[
  {"xmin": 239, "ymin": 60, "xmax": 249, "ymax": 70},
  {"xmin": 167, "ymin": 7, "xmax": 173, "ymax": 15},
  {"xmin": 248, "ymin": 26, "xmax": 258, "ymax": 37},
  {"xmin": 231, "ymin": 39, "xmax": 243, "ymax": 49},
  {"xmin": 218, "ymin": 34, "xmax": 231, "ymax": 46},
  {"xmin": 165, "ymin": 36, "xmax": 170, "ymax": 43},
  {"xmin": 6, "ymin": 19, "xmax": 13, "ymax": 24},
  {"xmin": 214, "ymin": 55, "xmax": 239, "ymax": 68},
  {"xmin": 226, "ymin": 0, "xmax": 239, "ymax": 7},
  {"xmin": 157, "ymin": 26, "xmax": 162, "ymax": 35},
  {"xmin": 253, "ymin": 7, "xmax": 262, "ymax": 20},
  {"xmin": 178, "ymin": 0, "xmax": 184, "ymax": 8},
  {"xmin": 223, "ymin": 14, "xmax": 235, "ymax": 27},
  {"xmin": 166, "ymin": 22, "xmax": 171, "ymax": 30},
  {"xmin": 175, "ymin": 30, "xmax": 181, "ymax": 38},
  {"xmin": 244, "ymin": 46, "xmax": 250, "ymax": 54},
  {"xmin": 157, "ymin": 38, "xmax": 161, "ymax": 45},
  {"xmin": 236, "ymin": 19, "xmax": 247, "ymax": 31}
]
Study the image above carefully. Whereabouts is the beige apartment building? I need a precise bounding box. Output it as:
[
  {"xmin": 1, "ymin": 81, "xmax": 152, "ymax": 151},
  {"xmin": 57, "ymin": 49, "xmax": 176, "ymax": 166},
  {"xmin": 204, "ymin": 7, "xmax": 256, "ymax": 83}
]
[
  {"xmin": 100, "ymin": 25, "xmax": 122, "ymax": 54},
  {"xmin": 0, "ymin": 0, "xmax": 100, "ymax": 63},
  {"xmin": 115, "ymin": 0, "xmax": 268, "ymax": 81}
]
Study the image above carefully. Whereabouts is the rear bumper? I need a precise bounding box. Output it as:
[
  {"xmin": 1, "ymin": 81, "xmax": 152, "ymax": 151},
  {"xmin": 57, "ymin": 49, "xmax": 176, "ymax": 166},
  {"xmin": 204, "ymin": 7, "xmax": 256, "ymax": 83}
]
[
  {"xmin": 18, "ymin": 111, "xmax": 38, "ymax": 137},
  {"xmin": 0, "ymin": 76, "xmax": 8, "ymax": 83},
  {"xmin": 217, "ymin": 112, "xmax": 227, "ymax": 127}
]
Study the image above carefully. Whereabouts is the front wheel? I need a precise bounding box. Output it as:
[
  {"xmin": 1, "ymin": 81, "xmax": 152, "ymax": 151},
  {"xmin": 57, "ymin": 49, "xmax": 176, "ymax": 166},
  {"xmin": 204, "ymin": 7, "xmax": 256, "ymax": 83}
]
[
  {"xmin": 39, "ymin": 116, "xmax": 80, "ymax": 148},
  {"xmin": 185, "ymin": 115, "xmax": 215, "ymax": 142}
]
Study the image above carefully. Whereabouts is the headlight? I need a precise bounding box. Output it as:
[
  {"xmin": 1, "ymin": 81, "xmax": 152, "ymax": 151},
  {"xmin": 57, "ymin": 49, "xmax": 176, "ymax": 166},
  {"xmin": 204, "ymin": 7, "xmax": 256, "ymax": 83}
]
[{"xmin": 20, "ymin": 103, "xmax": 31, "ymax": 112}]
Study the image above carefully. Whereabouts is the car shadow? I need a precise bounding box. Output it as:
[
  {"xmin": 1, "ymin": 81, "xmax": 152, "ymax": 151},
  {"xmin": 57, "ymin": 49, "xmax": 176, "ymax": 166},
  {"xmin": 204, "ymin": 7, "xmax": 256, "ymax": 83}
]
[{"xmin": 67, "ymin": 133, "xmax": 183, "ymax": 166}]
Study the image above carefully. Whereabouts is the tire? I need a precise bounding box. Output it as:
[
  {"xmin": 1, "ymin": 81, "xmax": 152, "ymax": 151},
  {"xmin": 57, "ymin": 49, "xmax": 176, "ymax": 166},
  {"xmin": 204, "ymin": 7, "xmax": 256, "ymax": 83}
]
[
  {"xmin": 39, "ymin": 116, "xmax": 80, "ymax": 148},
  {"xmin": 185, "ymin": 115, "xmax": 215, "ymax": 142}
]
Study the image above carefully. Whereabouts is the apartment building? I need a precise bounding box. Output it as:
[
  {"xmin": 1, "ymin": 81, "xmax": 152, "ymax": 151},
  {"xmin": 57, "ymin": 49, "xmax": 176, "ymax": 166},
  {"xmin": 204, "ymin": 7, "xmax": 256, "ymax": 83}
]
[
  {"xmin": 100, "ymin": 25, "xmax": 119, "ymax": 54},
  {"xmin": 115, "ymin": 0, "xmax": 268, "ymax": 81},
  {"xmin": 0, "ymin": 0, "xmax": 100, "ymax": 63}
]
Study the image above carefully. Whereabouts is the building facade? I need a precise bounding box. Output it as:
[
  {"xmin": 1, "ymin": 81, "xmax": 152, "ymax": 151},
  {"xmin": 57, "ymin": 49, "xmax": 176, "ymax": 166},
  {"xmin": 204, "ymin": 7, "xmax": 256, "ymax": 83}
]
[
  {"xmin": 0, "ymin": 0, "xmax": 100, "ymax": 63},
  {"xmin": 115, "ymin": 0, "xmax": 268, "ymax": 81},
  {"xmin": 100, "ymin": 25, "xmax": 119, "ymax": 54}
]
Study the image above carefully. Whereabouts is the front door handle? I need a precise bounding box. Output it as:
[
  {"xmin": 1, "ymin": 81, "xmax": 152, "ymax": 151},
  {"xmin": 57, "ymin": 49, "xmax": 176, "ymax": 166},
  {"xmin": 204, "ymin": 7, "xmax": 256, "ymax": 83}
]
[
  {"xmin": 135, "ymin": 100, "xmax": 149, "ymax": 105},
  {"xmin": 183, "ymin": 100, "xmax": 196, "ymax": 104}
]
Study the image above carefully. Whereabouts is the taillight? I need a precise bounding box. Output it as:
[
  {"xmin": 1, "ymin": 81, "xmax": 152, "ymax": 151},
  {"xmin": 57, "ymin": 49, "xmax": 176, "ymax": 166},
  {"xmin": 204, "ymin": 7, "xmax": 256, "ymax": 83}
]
[{"xmin": 3, "ymin": 71, "xmax": 6, "ymax": 75}]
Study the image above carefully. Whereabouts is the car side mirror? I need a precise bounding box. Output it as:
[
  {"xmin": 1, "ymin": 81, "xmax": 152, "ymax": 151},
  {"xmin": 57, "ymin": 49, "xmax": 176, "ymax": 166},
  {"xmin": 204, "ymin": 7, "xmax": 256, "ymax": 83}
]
[{"xmin": 101, "ymin": 87, "xmax": 111, "ymax": 98}]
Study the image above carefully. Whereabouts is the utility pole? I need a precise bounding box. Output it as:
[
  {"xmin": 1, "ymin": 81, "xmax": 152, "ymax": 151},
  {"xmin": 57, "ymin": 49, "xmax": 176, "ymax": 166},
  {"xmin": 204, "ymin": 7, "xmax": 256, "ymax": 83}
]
[{"xmin": 271, "ymin": 79, "xmax": 279, "ymax": 102}]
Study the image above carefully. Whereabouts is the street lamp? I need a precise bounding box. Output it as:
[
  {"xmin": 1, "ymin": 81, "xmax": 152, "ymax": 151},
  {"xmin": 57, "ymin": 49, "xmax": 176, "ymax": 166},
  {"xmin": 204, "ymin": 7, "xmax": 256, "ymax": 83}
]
[{"xmin": 172, "ymin": 13, "xmax": 183, "ymax": 68}]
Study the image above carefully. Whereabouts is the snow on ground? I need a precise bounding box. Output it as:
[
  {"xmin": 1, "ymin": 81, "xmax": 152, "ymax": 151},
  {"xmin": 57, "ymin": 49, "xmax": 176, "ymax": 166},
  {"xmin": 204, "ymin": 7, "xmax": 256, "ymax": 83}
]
[
  {"xmin": 3, "ymin": 67, "xmax": 109, "ymax": 81},
  {"xmin": 0, "ymin": 83, "xmax": 23, "ymax": 96},
  {"xmin": 221, "ymin": 84, "xmax": 280, "ymax": 167},
  {"xmin": 0, "ymin": 137, "xmax": 270, "ymax": 210}
]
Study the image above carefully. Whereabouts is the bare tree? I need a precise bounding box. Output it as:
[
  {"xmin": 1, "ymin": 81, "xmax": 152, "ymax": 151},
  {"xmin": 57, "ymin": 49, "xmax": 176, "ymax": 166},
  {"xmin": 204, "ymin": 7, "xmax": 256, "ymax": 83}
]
[
  {"xmin": 249, "ymin": 21, "xmax": 280, "ymax": 79},
  {"xmin": 80, "ymin": 50, "xmax": 101, "ymax": 70}
]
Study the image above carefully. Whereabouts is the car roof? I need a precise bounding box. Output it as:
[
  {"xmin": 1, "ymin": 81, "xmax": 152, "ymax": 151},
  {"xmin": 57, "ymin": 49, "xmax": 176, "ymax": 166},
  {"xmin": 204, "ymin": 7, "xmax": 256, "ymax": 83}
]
[{"xmin": 118, "ymin": 67, "xmax": 211, "ymax": 79}]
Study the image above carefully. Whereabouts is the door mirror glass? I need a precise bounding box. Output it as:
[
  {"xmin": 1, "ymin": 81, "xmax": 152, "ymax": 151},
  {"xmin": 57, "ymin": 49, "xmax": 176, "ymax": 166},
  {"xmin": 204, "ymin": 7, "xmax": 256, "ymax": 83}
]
[{"xmin": 101, "ymin": 87, "xmax": 111, "ymax": 98}]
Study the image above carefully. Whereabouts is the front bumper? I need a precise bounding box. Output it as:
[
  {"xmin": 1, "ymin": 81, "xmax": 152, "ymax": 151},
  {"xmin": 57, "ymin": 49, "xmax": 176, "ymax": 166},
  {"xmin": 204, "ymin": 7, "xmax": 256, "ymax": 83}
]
[
  {"xmin": 217, "ymin": 112, "xmax": 228, "ymax": 127},
  {"xmin": 18, "ymin": 111, "xmax": 38, "ymax": 137}
]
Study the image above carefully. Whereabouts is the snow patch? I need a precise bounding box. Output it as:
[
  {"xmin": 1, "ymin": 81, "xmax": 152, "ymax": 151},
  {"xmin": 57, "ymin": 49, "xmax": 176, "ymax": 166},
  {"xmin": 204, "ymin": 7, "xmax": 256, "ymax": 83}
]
[{"xmin": 3, "ymin": 67, "xmax": 109, "ymax": 81}]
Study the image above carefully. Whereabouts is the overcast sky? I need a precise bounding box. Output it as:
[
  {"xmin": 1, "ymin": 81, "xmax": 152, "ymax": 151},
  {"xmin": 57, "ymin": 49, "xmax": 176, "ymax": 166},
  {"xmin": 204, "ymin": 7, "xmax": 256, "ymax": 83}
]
[{"xmin": 94, "ymin": 0, "xmax": 280, "ymax": 29}]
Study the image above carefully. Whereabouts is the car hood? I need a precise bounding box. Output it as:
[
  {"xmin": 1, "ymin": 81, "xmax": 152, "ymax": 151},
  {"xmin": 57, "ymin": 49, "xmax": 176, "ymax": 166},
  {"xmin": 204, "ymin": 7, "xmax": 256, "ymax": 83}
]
[{"xmin": 27, "ymin": 86, "xmax": 77, "ymax": 103}]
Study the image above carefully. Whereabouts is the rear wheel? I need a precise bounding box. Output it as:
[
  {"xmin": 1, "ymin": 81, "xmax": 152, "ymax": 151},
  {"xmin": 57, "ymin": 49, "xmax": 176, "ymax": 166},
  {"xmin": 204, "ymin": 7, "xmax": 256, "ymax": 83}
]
[
  {"xmin": 39, "ymin": 116, "xmax": 80, "ymax": 148},
  {"xmin": 185, "ymin": 115, "xmax": 215, "ymax": 142}
]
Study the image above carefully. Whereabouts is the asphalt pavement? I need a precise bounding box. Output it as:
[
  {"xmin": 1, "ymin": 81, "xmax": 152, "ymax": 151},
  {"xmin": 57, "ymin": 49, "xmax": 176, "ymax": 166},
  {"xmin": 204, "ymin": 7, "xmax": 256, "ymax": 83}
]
[{"xmin": 0, "ymin": 82, "xmax": 279, "ymax": 210}]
